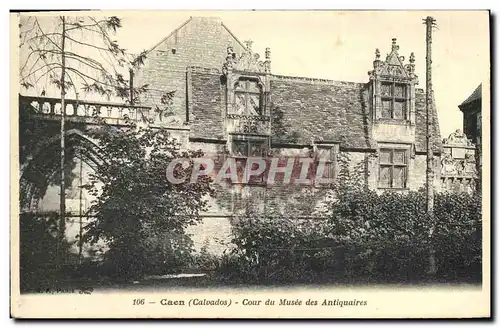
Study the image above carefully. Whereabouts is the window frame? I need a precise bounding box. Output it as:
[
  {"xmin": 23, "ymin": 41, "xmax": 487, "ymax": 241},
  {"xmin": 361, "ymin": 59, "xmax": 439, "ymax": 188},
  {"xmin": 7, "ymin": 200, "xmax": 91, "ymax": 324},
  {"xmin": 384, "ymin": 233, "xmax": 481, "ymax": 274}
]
[
  {"xmin": 314, "ymin": 146, "xmax": 336, "ymax": 186},
  {"xmin": 378, "ymin": 147, "xmax": 409, "ymax": 189},
  {"xmin": 232, "ymin": 78, "xmax": 263, "ymax": 116},
  {"xmin": 230, "ymin": 137, "xmax": 268, "ymax": 185},
  {"xmin": 380, "ymin": 81, "xmax": 408, "ymax": 120}
]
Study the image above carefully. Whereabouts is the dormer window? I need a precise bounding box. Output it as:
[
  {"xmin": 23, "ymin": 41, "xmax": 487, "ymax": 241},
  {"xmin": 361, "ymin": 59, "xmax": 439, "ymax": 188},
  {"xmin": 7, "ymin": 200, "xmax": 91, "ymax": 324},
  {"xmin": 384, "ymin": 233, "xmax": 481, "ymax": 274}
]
[
  {"xmin": 381, "ymin": 82, "xmax": 408, "ymax": 120},
  {"xmin": 232, "ymin": 78, "xmax": 262, "ymax": 116},
  {"xmin": 368, "ymin": 38, "xmax": 418, "ymax": 125}
]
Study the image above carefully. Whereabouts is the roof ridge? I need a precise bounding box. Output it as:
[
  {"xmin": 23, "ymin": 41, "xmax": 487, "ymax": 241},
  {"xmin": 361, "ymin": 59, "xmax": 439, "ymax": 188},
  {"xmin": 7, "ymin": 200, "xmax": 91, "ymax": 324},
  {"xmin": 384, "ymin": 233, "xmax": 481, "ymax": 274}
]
[
  {"xmin": 271, "ymin": 74, "xmax": 365, "ymax": 86},
  {"xmin": 138, "ymin": 16, "xmax": 247, "ymax": 62},
  {"xmin": 220, "ymin": 22, "xmax": 247, "ymax": 51},
  {"xmin": 460, "ymin": 83, "xmax": 482, "ymax": 106},
  {"xmin": 144, "ymin": 17, "xmax": 193, "ymax": 56}
]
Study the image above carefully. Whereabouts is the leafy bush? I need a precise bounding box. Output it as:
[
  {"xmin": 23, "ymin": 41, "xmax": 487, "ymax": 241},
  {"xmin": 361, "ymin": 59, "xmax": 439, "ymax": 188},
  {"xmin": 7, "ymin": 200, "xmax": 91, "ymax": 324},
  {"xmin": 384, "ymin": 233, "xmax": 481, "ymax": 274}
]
[
  {"xmin": 83, "ymin": 123, "xmax": 214, "ymax": 279},
  {"xmin": 19, "ymin": 212, "xmax": 75, "ymax": 291},
  {"xmin": 223, "ymin": 153, "xmax": 482, "ymax": 284}
]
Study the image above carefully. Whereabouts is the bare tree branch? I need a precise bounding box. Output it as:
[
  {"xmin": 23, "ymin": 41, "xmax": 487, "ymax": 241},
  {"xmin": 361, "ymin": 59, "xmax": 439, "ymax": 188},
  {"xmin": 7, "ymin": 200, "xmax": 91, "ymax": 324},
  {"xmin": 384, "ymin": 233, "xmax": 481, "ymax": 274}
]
[
  {"xmin": 32, "ymin": 66, "xmax": 61, "ymax": 86},
  {"xmin": 64, "ymin": 34, "xmax": 115, "ymax": 53},
  {"xmin": 65, "ymin": 67, "xmax": 121, "ymax": 90},
  {"xmin": 21, "ymin": 62, "xmax": 61, "ymax": 81},
  {"xmin": 21, "ymin": 32, "xmax": 63, "ymax": 47},
  {"xmin": 34, "ymin": 18, "xmax": 63, "ymax": 51},
  {"xmin": 65, "ymin": 19, "xmax": 108, "ymax": 32}
]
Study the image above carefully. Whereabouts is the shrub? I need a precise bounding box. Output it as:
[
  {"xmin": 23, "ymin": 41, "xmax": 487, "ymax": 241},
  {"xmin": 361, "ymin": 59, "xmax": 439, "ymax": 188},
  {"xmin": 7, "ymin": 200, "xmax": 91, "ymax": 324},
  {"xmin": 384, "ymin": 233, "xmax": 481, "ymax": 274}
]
[
  {"xmin": 19, "ymin": 212, "xmax": 75, "ymax": 291},
  {"xmin": 224, "ymin": 153, "xmax": 482, "ymax": 284}
]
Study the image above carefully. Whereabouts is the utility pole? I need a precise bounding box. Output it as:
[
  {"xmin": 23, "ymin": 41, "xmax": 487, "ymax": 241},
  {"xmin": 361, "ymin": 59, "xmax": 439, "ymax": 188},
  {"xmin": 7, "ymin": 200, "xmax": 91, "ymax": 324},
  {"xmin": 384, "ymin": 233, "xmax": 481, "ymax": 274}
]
[{"xmin": 424, "ymin": 15, "xmax": 437, "ymax": 275}]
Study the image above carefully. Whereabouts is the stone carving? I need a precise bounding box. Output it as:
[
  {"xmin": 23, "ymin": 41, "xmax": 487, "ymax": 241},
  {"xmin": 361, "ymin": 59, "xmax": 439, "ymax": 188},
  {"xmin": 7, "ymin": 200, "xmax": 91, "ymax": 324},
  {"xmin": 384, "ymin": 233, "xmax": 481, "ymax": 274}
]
[
  {"xmin": 463, "ymin": 152, "xmax": 477, "ymax": 175},
  {"xmin": 442, "ymin": 129, "xmax": 474, "ymax": 146},
  {"xmin": 440, "ymin": 153, "xmax": 457, "ymax": 175},
  {"xmin": 222, "ymin": 41, "xmax": 271, "ymax": 74},
  {"xmin": 227, "ymin": 114, "xmax": 270, "ymax": 135},
  {"xmin": 368, "ymin": 38, "xmax": 418, "ymax": 83},
  {"xmin": 441, "ymin": 151, "xmax": 477, "ymax": 177}
]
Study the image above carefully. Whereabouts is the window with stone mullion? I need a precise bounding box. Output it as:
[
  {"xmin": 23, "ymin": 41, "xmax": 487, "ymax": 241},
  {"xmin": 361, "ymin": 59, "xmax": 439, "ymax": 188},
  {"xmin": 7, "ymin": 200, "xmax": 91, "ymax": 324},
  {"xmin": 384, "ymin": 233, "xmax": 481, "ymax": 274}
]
[
  {"xmin": 379, "ymin": 148, "xmax": 407, "ymax": 189},
  {"xmin": 381, "ymin": 82, "xmax": 407, "ymax": 120},
  {"xmin": 231, "ymin": 138, "xmax": 266, "ymax": 184}
]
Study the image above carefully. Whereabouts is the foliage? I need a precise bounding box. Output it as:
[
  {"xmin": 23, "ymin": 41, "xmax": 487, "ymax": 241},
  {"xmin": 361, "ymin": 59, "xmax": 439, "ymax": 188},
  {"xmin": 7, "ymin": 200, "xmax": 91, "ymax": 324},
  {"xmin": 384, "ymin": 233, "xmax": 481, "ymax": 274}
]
[
  {"xmin": 222, "ymin": 152, "xmax": 482, "ymax": 283},
  {"xmin": 83, "ymin": 120, "xmax": 214, "ymax": 278},
  {"xmin": 19, "ymin": 15, "xmax": 147, "ymax": 101},
  {"xmin": 19, "ymin": 212, "xmax": 76, "ymax": 291}
]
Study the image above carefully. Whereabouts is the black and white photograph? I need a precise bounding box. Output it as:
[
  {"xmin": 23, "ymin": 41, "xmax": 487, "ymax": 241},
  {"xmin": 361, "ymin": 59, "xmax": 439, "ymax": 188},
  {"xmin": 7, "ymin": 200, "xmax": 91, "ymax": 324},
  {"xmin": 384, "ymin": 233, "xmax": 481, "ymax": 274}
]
[{"xmin": 10, "ymin": 10, "xmax": 490, "ymax": 318}]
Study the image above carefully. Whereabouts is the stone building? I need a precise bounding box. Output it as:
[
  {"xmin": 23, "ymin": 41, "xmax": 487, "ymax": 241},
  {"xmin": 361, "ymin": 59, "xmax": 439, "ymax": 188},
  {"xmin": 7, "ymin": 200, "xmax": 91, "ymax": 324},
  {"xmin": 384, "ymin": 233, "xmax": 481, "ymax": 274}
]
[
  {"xmin": 131, "ymin": 16, "xmax": 453, "ymax": 253},
  {"xmin": 459, "ymin": 84, "xmax": 482, "ymax": 146},
  {"xmin": 20, "ymin": 16, "xmax": 481, "ymax": 256}
]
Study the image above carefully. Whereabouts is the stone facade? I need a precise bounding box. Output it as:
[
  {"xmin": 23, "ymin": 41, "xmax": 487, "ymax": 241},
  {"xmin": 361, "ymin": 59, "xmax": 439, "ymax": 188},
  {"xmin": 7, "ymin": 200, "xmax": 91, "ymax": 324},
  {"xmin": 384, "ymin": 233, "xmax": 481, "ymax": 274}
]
[
  {"xmin": 131, "ymin": 17, "xmax": 461, "ymax": 254},
  {"xmin": 21, "ymin": 17, "xmax": 480, "ymax": 257}
]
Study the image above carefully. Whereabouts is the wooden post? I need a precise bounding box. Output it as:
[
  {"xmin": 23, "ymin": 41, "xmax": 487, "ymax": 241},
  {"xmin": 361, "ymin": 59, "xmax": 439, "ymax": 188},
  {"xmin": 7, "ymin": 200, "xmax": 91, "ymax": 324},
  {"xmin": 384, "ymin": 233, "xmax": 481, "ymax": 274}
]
[{"xmin": 424, "ymin": 16, "xmax": 437, "ymax": 275}]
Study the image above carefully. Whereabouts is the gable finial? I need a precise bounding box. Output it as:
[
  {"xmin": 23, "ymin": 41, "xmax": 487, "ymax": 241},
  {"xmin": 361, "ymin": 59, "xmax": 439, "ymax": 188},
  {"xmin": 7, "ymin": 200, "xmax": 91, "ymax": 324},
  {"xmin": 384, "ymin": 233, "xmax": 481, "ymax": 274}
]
[
  {"xmin": 222, "ymin": 45, "xmax": 235, "ymax": 75},
  {"xmin": 392, "ymin": 38, "xmax": 399, "ymax": 52},
  {"xmin": 264, "ymin": 47, "xmax": 271, "ymax": 73},
  {"xmin": 244, "ymin": 40, "xmax": 253, "ymax": 52},
  {"xmin": 368, "ymin": 38, "xmax": 418, "ymax": 84},
  {"xmin": 222, "ymin": 42, "xmax": 268, "ymax": 74}
]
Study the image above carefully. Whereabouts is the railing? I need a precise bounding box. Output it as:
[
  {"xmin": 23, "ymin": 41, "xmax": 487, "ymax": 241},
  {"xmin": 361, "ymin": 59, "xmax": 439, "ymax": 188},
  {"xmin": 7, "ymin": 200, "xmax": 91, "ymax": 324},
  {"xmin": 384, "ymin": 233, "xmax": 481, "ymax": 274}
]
[{"xmin": 19, "ymin": 94, "xmax": 153, "ymax": 123}]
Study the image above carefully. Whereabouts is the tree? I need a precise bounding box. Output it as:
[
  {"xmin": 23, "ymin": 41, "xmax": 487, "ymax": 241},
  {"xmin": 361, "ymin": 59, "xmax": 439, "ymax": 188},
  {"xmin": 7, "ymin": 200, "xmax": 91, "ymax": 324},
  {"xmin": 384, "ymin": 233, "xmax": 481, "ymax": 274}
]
[
  {"xmin": 18, "ymin": 14, "xmax": 149, "ymax": 267},
  {"xmin": 82, "ymin": 119, "xmax": 214, "ymax": 278}
]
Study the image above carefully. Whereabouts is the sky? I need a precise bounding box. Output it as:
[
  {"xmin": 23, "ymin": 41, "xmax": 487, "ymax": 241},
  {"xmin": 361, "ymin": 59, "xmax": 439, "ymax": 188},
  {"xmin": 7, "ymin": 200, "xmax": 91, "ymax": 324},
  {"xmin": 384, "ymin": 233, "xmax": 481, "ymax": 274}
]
[
  {"xmin": 19, "ymin": 10, "xmax": 490, "ymax": 138},
  {"xmin": 114, "ymin": 10, "xmax": 490, "ymax": 138}
]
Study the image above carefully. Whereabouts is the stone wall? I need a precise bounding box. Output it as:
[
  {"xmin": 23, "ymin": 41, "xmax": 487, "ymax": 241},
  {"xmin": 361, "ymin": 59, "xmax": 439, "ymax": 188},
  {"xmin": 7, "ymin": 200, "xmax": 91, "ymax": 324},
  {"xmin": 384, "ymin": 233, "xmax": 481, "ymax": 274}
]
[{"xmin": 134, "ymin": 17, "xmax": 245, "ymax": 122}]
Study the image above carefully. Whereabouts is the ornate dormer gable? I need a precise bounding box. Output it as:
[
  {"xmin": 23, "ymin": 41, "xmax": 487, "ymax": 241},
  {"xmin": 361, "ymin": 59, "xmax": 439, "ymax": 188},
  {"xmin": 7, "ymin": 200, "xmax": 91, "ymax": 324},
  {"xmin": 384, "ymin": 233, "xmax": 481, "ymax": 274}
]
[
  {"xmin": 222, "ymin": 41, "xmax": 272, "ymax": 138},
  {"xmin": 222, "ymin": 40, "xmax": 271, "ymax": 75},
  {"xmin": 368, "ymin": 38, "xmax": 419, "ymax": 125}
]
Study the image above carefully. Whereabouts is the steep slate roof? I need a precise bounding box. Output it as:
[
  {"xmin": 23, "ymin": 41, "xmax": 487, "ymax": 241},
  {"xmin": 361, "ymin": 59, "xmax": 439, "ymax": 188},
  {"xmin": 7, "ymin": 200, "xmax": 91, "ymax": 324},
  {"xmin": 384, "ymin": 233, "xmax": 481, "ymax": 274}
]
[
  {"xmin": 188, "ymin": 71, "xmax": 442, "ymax": 153},
  {"xmin": 459, "ymin": 84, "xmax": 482, "ymax": 109},
  {"xmin": 269, "ymin": 76, "xmax": 374, "ymax": 149},
  {"xmin": 414, "ymin": 89, "xmax": 443, "ymax": 153}
]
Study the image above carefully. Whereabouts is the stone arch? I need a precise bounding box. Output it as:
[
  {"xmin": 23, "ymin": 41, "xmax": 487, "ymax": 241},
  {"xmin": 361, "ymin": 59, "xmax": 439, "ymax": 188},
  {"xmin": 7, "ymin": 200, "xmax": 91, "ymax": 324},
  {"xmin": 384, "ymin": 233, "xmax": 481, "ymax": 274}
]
[{"xmin": 20, "ymin": 129, "xmax": 108, "ymax": 212}]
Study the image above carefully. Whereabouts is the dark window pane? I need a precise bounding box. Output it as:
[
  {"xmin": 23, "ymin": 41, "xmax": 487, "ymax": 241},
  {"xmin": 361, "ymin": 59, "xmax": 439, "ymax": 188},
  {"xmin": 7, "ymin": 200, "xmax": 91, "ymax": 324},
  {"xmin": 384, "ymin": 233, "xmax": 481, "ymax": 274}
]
[
  {"xmin": 249, "ymin": 142, "xmax": 264, "ymax": 157},
  {"xmin": 382, "ymin": 100, "xmax": 392, "ymax": 118},
  {"xmin": 379, "ymin": 166, "xmax": 391, "ymax": 188},
  {"xmin": 393, "ymin": 101, "xmax": 405, "ymax": 119},
  {"xmin": 380, "ymin": 149, "xmax": 392, "ymax": 164},
  {"xmin": 233, "ymin": 93, "xmax": 246, "ymax": 114},
  {"xmin": 232, "ymin": 79, "xmax": 262, "ymax": 116},
  {"xmin": 234, "ymin": 81, "xmax": 244, "ymax": 92},
  {"xmin": 393, "ymin": 166, "xmax": 406, "ymax": 188},
  {"xmin": 317, "ymin": 162, "xmax": 334, "ymax": 180},
  {"xmin": 235, "ymin": 158, "xmax": 247, "ymax": 183},
  {"xmin": 233, "ymin": 141, "xmax": 248, "ymax": 157},
  {"xmin": 248, "ymin": 94, "xmax": 261, "ymax": 115},
  {"xmin": 394, "ymin": 84, "xmax": 406, "ymax": 98},
  {"xmin": 246, "ymin": 80, "xmax": 261, "ymax": 93},
  {"xmin": 381, "ymin": 83, "xmax": 392, "ymax": 97},
  {"xmin": 393, "ymin": 150, "xmax": 406, "ymax": 164},
  {"xmin": 325, "ymin": 162, "xmax": 334, "ymax": 179},
  {"xmin": 317, "ymin": 147, "xmax": 333, "ymax": 161}
]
